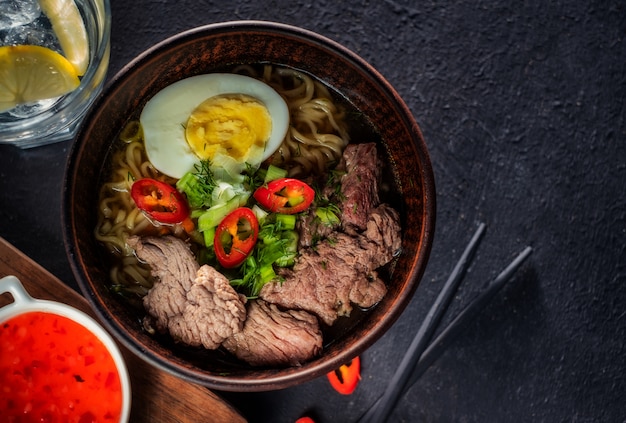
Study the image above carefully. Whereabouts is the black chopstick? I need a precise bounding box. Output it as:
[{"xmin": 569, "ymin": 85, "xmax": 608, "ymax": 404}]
[
  {"xmin": 357, "ymin": 244, "xmax": 533, "ymax": 422},
  {"xmin": 405, "ymin": 244, "xmax": 532, "ymax": 387},
  {"xmin": 359, "ymin": 222, "xmax": 487, "ymax": 423}
]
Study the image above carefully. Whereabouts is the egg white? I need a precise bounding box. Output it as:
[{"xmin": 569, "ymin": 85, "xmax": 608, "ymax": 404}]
[{"xmin": 140, "ymin": 73, "xmax": 289, "ymax": 179}]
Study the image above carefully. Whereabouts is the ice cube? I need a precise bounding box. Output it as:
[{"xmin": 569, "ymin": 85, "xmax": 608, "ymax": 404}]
[
  {"xmin": 0, "ymin": 0, "xmax": 42, "ymax": 31},
  {"xmin": 1, "ymin": 17, "xmax": 60, "ymax": 51}
]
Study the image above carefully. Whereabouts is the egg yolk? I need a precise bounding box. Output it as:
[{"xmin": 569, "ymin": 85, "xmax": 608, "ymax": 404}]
[{"xmin": 185, "ymin": 94, "xmax": 272, "ymax": 162}]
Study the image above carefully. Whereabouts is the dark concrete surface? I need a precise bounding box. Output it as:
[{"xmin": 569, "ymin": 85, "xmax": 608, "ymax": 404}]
[{"xmin": 1, "ymin": 1, "xmax": 625, "ymax": 422}]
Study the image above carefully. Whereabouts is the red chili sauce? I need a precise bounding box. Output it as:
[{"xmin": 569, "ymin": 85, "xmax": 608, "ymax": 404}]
[{"xmin": 0, "ymin": 311, "xmax": 123, "ymax": 422}]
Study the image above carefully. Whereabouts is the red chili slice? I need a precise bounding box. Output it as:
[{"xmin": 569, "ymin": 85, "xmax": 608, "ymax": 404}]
[
  {"xmin": 214, "ymin": 207, "xmax": 259, "ymax": 268},
  {"xmin": 253, "ymin": 178, "xmax": 315, "ymax": 214},
  {"xmin": 131, "ymin": 178, "xmax": 190, "ymax": 224},
  {"xmin": 295, "ymin": 417, "xmax": 316, "ymax": 423},
  {"xmin": 327, "ymin": 356, "xmax": 361, "ymax": 395}
]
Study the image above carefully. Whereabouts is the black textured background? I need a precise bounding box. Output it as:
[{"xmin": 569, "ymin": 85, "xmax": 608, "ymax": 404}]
[{"xmin": 1, "ymin": 1, "xmax": 625, "ymax": 422}]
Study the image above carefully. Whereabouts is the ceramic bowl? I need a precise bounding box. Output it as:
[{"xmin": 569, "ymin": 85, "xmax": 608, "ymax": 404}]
[
  {"xmin": 63, "ymin": 20, "xmax": 435, "ymax": 391},
  {"xmin": 0, "ymin": 275, "xmax": 131, "ymax": 421}
]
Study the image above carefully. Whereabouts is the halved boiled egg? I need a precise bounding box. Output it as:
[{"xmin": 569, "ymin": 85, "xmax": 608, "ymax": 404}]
[{"xmin": 140, "ymin": 73, "xmax": 289, "ymax": 179}]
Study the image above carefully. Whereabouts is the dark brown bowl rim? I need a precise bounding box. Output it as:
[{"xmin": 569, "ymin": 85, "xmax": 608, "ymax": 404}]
[{"xmin": 63, "ymin": 20, "xmax": 436, "ymax": 391}]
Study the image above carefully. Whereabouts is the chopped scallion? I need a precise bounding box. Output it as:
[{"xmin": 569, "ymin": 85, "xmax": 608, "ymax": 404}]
[
  {"xmin": 275, "ymin": 213, "xmax": 296, "ymax": 231},
  {"xmin": 252, "ymin": 204, "xmax": 269, "ymax": 225},
  {"xmin": 263, "ymin": 164, "xmax": 288, "ymax": 183},
  {"xmin": 315, "ymin": 204, "xmax": 341, "ymax": 226},
  {"xmin": 203, "ymin": 226, "xmax": 216, "ymax": 247}
]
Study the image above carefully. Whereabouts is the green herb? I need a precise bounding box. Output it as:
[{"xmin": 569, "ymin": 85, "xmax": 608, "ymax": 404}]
[
  {"xmin": 176, "ymin": 160, "xmax": 217, "ymax": 209},
  {"xmin": 197, "ymin": 195, "xmax": 247, "ymax": 232},
  {"xmin": 263, "ymin": 164, "xmax": 288, "ymax": 183},
  {"xmin": 274, "ymin": 213, "xmax": 297, "ymax": 231},
  {"xmin": 231, "ymin": 217, "xmax": 299, "ymax": 297},
  {"xmin": 327, "ymin": 169, "xmax": 345, "ymax": 189},
  {"xmin": 315, "ymin": 203, "xmax": 341, "ymax": 226}
]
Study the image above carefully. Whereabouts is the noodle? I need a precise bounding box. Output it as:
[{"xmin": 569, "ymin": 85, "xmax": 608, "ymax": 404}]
[
  {"xmin": 119, "ymin": 120, "xmax": 142, "ymax": 143},
  {"xmin": 94, "ymin": 136, "xmax": 175, "ymax": 291},
  {"xmin": 233, "ymin": 65, "xmax": 350, "ymax": 177},
  {"xmin": 96, "ymin": 65, "xmax": 351, "ymax": 294}
]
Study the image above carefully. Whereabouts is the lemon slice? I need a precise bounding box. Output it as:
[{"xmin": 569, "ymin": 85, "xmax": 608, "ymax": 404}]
[
  {"xmin": 38, "ymin": 0, "xmax": 89, "ymax": 76},
  {"xmin": 0, "ymin": 45, "xmax": 80, "ymax": 113}
]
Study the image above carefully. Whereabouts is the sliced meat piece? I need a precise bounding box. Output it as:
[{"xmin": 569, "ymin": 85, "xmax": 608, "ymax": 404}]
[
  {"xmin": 260, "ymin": 204, "xmax": 400, "ymax": 326},
  {"xmin": 169, "ymin": 265, "xmax": 246, "ymax": 349},
  {"xmin": 340, "ymin": 143, "xmax": 380, "ymax": 232},
  {"xmin": 127, "ymin": 235, "xmax": 199, "ymax": 330},
  {"xmin": 296, "ymin": 172, "xmax": 342, "ymax": 248},
  {"xmin": 261, "ymin": 233, "xmax": 387, "ymax": 326},
  {"xmin": 349, "ymin": 272, "xmax": 388, "ymax": 309},
  {"xmin": 262, "ymin": 203, "xmax": 401, "ymax": 325},
  {"xmin": 297, "ymin": 143, "xmax": 382, "ymax": 247},
  {"xmin": 296, "ymin": 206, "xmax": 338, "ymax": 248},
  {"xmin": 222, "ymin": 299, "xmax": 322, "ymax": 367},
  {"xmin": 128, "ymin": 235, "xmax": 246, "ymax": 349},
  {"xmin": 360, "ymin": 204, "xmax": 403, "ymax": 268}
]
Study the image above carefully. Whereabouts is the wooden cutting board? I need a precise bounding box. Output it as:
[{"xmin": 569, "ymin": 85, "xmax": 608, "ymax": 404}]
[{"xmin": 0, "ymin": 237, "xmax": 246, "ymax": 423}]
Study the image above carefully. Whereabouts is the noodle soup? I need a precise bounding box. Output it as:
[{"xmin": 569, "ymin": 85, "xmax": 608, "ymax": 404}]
[
  {"xmin": 94, "ymin": 64, "xmax": 401, "ymax": 365},
  {"xmin": 64, "ymin": 21, "xmax": 435, "ymax": 390}
]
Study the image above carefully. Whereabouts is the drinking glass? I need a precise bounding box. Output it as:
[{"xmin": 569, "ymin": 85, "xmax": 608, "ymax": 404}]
[{"xmin": 0, "ymin": 0, "xmax": 111, "ymax": 148}]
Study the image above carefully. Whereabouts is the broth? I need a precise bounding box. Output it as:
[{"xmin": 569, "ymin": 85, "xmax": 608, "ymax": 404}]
[{"xmin": 94, "ymin": 64, "xmax": 402, "ymax": 368}]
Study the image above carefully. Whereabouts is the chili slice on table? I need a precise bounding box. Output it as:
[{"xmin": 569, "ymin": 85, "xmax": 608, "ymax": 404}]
[
  {"xmin": 253, "ymin": 178, "xmax": 315, "ymax": 214},
  {"xmin": 327, "ymin": 356, "xmax": 361, "ymax": 395},
  {"xmin": 214, "ymin": 207, "xmax": 259, "ymax": 268},
  {"xmin": 131, "ymin": 178, "xmax": 190, "ymax": 224}
]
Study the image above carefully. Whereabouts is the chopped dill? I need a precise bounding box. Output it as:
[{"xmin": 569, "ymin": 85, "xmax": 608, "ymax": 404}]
[{"xmin": 176, "ymin": 160, "xmax": 217, "ymax": 208}]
